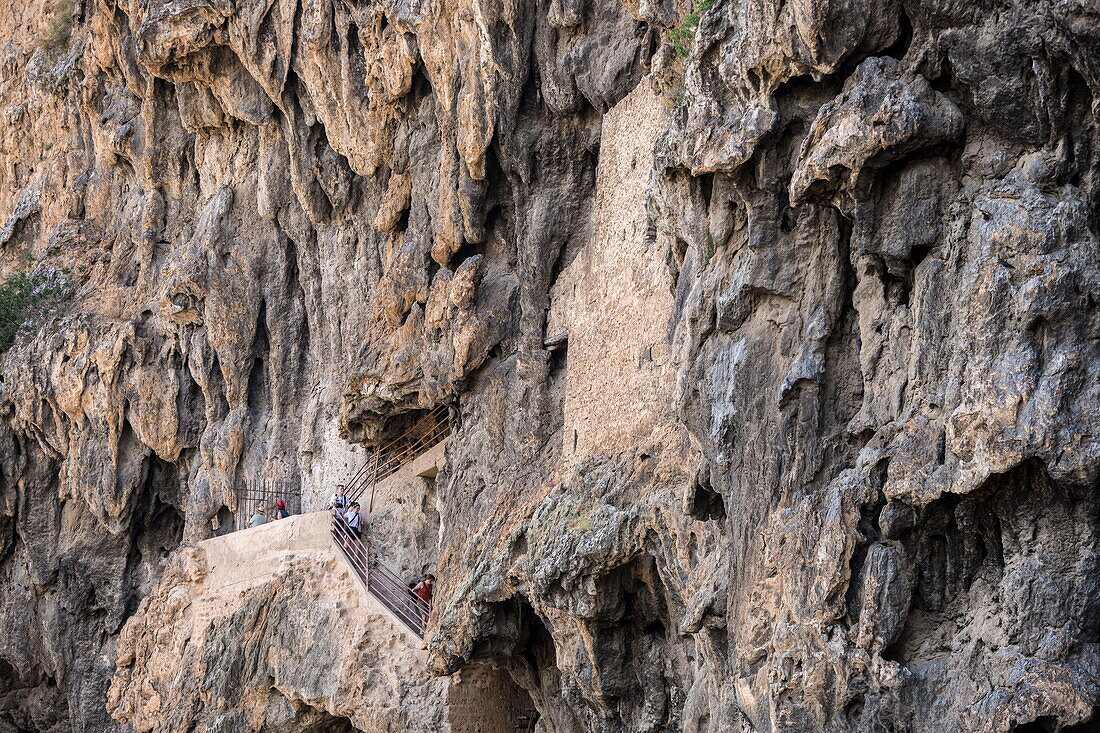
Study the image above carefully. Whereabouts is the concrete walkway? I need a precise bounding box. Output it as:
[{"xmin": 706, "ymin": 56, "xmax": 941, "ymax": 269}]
[{"xmin": 199, "ymin": 511, "xmax": 426, "ymax": 643}]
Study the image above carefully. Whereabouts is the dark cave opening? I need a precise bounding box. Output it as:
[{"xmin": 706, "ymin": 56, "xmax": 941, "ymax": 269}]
[
  {"xmin": 882, "ymin": 7, "xmax": 914, "ymax": 63},
  {"xmin": 910, "ymin": 491, "xmax": 998, "ymax": 613},
  {"xmin": 687, "ymin": 472, "xmax": 726, "ymax": 521},
  {"xmin": 375, "ymin": 406, "xmax": 437, "ymax": 446},
  {"xmin": 515, "ymin": 598, "xmax": 557, "ymax": 693},
  {"xmin": 344, "ymin": 20, "xmax": 364, "ymax": 62},
  {"xmin": 546, "ymin": 334, "xmax": 568, "ymax": 426},
  {"xmin": 297, "ymin": 711, "xmax": 358, "ymax": 733},
  {"xmin": 1013, "ymin": 716, "xmax": 1060, "ymax": 733},
  {"xmin": 450, "ymin": 235, "xmax": 485, "ymax": 271},
  {"xmin": 461, "ymin": 598, "xmax": 549, "ymax": 731},
  {"xmin": 548, "ymin": 339, "xmax": 567, "ymax": 376},
  {"xmin": 466, "ymin": 143, "xmax": 516, "ymax": 269},
  {"xmin": 590, "ymin": 554, "xmax": 676, "ymax": 728},
  {"xmin": 910, "ymin": 242, "xmax": 933, "ymax": 271},
  {"xmin": 698, "ymin": 172, "xmax": 715, "ymax": 210},
  {"xmin": 1059, "ymin": 66, "xmax": 1098, "ymax": 229},
  {"xmin": 282, "ymin": 235, "xmax": 308, "ymax": 349},
  {"xmin": 1011, "ymin": 710, "xmax": 1100, "ymax": 732},
  {"xmin": 391, "ymin": 198, "xmax": 411, "ymax": 234},
  {"xmin": 246, "ymin": 300, "xmax": 270, "ymax": 412},
  {"xmin": 0, "ymin": 658, "xmax": 17, "ymax": 694},
  {"xmin": 212, "ymin": 505, "xmax": 233, "ymax": 536},
  {"xmin": 122, "ymin": 454, "xmax": 185, "ymax": 622},
  {"xmin": 410, "ymin": 63, "xmax": 434, "ymax": 105}
]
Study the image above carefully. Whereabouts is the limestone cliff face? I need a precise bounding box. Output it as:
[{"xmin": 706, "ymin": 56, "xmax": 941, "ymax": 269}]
[
  {"xmin": 107, "ymin": 512, "xmax": 450, "ymax": 733},
  {"xmin": 0, "ymin": 0, "xmax": 1097, "ymax": 731}
]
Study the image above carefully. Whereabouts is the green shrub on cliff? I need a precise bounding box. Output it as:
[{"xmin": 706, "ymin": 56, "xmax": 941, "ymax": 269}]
[
  {"xmin": 0, "ymin": 271, "xmax": 65, "ymax": 352},
  {"xmin": 38, "ymin": 0, "xmax": 75, "ymax": 52},
  {"xmin": 669, "ymin": 0, "xmax": 714, "ymax": 57}
]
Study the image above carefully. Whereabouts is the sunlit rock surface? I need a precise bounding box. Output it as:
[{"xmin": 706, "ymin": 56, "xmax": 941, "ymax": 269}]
[
  {"xmin": 108, "ymin": 512, "xmax": 447, "ymax": 733},
  {"xmin": 0, "ymin": 0, "xmax": 1097, "ymax": 731}
]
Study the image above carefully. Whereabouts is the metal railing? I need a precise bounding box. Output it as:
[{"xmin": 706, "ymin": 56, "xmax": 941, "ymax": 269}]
[
  {"xmin": 328, "ymin": 404, "xmax": 448, "ymax": 638},
  {"xmin": 233, "ymin": 484, "xmax": 301, "ymax": 531},
  {"xmin": 344, "ymin": 404, "xmax": 451, "ymax": 510},
  {"xmin": 512, "ymin": 710, "xmax": 539, "ymax": 733},
  {"xmin": 331, "ymin": 512, "xmax": 431, "ymax": 639}
]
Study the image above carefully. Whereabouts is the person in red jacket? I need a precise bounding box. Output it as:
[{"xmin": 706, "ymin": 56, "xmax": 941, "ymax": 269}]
[{"xmin": 413, "ymin": 574, "xmax": 434, "ymax": 625}]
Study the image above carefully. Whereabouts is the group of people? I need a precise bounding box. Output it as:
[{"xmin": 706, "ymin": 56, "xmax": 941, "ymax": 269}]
[
  {"xmin": 247, "ymin": 498, "xmax": 292, "ymax": 528},
  {"xmin": 329, "ymin": 484, "xmax": 435, "ymax": 615},
  {"xmin": 330, "ymin": 484, "xmax": 362, "ymax": 536},
  {"xmin": 241, "ymin": 485, "xmax": 435, "ymax": 616}
]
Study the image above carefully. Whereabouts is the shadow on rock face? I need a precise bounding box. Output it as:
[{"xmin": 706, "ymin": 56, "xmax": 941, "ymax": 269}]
[{"xmin": 881, "ymin": 461, "xmax": 1100, "ymax": 731}]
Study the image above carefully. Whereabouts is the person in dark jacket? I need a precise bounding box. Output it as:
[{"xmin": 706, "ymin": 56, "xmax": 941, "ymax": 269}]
[{"xmin": 274, "ymin": 498, "xmax": 290, "ymax": 520}]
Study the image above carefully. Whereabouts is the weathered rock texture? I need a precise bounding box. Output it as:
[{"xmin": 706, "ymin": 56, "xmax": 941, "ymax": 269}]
[
  {"xmin": 0, "ymin": 0, "xmax": 1097, "ymax": 731},
  {"xmin": 108, "ymin": 511, "xmax": 448, "ymax": 733}
]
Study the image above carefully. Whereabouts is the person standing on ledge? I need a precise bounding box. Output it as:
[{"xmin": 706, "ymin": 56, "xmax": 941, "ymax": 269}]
[{"xmin": 248, "ymin": 506, "xmax": 268, "ymax": 528}]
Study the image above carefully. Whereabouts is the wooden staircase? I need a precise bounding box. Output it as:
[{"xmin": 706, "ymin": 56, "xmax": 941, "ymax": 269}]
[{"xmin": 332, "ymin": 404, "xmax": 450, "ymax": 639}]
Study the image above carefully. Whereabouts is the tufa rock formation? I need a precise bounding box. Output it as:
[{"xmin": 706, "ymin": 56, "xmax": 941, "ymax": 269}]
[{"xmin": 0, "ymin": 0, "xmax": 1097, "ymax": 731}]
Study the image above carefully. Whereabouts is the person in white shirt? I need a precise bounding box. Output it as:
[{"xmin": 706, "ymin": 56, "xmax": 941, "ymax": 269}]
[
  {"xmin": 330, "ymin": 485, "xmax": 349, "ymax": 513},
  {"xmin": 343, "ymin": 502, "xmax": 362, "ymax": 539}
]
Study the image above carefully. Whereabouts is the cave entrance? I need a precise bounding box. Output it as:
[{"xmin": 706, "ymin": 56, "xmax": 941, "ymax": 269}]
[
  {"xmin": 447, "ymin": 662, "xmax": 539, "ymax": 733},
  {"xmin": 297, "ymin": 712, "xmax": 357, "ymax": 733},
  {"xmin": 211, "ymin": 505, "xmax": 234, "ymax": 536},
  {"xmin": 353, "ymin": 404, "xmax": 451, "ymax": 513},
  {"xmin": 1011, "ymin": 710, "xmax": 1099, "ymax": 732}
]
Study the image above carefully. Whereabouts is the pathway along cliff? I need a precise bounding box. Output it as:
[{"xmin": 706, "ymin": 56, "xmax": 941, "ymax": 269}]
[{"xmin": 0, "ymin": 0, "xmax": 1098, "ymax": 732}]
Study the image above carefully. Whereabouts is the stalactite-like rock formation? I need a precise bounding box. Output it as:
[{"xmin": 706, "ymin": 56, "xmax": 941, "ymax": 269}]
[{"xmin": 0, "ymin": 0, "xmax": 1097, "ymax": 731}]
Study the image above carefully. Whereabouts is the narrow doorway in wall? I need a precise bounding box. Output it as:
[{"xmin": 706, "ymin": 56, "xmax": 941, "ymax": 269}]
[
  {"xmin": 549, "ymin": 338, "xmax": 567, "ymax": 384},
  {"xmin": 547, "ymin": 336, "xmax": 569, "ymax": 450},
  {"xmin": 447, "ymin": 663, "xmax": 539, "ymax": 733}
]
